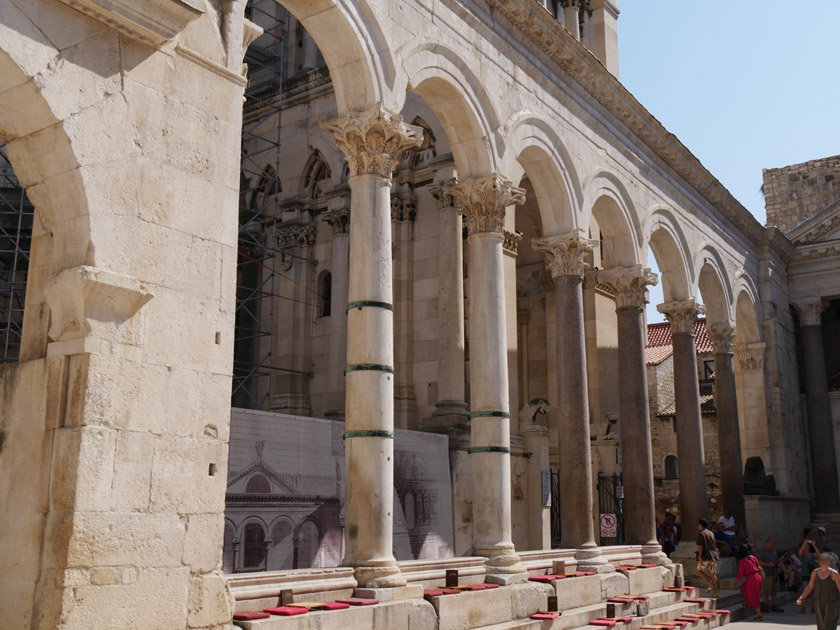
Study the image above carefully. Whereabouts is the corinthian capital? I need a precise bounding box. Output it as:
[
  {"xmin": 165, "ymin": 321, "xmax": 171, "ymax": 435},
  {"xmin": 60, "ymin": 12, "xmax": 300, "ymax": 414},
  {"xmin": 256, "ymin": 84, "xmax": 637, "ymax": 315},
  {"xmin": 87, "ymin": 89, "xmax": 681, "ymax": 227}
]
[
  {"xmin": 320, "ymin": 106, "xmax": 422, "ymax": 180},
  {"xmin": 444, "ymin": 174, "xmax": 525, "ymax": 235},
  {"xmin": 792, "ymin": 297, "xmax": 826, "ymax": 327},
  {"xmin": 657, "ymin": 299, "xmax": 705, "ymax": 335},
  {"xmin": 708, "ymin": 323, "xmax": 735, "ymax": 354},
  {"xmin": 532, "ymin": 231, "xmax": 597, "ymax": 278},
  {"xmin": 597, "ymin": 265, "xmax": 658, "ymax": 310}
]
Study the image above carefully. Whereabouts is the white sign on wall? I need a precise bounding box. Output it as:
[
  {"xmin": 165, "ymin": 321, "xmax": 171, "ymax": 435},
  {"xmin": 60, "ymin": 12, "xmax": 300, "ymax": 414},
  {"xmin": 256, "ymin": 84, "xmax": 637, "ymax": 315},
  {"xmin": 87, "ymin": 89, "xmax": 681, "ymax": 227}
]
[{"xmin": 600, "ymin": 513, "xmax": 618, "ymax": 538}]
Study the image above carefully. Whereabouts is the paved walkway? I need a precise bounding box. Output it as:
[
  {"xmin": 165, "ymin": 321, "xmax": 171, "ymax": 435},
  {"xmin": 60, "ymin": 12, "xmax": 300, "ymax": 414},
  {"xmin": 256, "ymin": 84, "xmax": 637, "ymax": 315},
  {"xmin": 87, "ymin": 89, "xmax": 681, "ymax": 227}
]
[{"xmin": 732, "ymin": 601, "xmax": 817, "ymax": 629}]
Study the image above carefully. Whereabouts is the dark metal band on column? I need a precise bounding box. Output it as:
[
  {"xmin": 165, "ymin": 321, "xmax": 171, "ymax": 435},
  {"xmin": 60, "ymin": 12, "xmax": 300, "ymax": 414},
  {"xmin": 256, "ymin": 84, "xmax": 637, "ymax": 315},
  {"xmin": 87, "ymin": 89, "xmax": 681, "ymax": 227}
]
[
  {"xmin": 345, "ymin": 364, "xmax": 395, "ymax": 374},
  {"xmin": 469, "ymin": 411, "xmax": 510, "ymax": 419},
  {"xmin": 469, "ymin": 446, "xmax": 512, "ymax": 454},
  {"xmin": 347, "ymin": 300, "xmax": 394, "ymax": 312},
  {"xmin": 344, "ymin": 430, "xmax": 395, "ymax": 440}
]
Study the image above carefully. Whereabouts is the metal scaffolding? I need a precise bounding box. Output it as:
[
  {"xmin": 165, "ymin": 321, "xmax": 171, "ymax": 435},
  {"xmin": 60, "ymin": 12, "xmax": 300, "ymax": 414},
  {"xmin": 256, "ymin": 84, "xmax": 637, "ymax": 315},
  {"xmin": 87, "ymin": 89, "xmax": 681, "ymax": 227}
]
[
  {"xmin": 0, "ymin": 142, "xmax": 33, "ymax": 364},
  {"xmin": 233, "ymin": 1, "xmax": 286, "ymax": 409}
]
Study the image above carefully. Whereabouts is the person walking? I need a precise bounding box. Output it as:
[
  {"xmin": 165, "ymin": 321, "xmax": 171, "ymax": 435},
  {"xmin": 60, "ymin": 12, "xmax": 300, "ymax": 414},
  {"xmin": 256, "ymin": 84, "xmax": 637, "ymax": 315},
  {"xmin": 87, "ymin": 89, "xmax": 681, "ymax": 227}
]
[
  {"xmin": 756, "ymin": 537, "xmax": 783, "ymax": 612},
  {"xmin": 798, "ymin": 552, "xmax": 840, "ymax": 630},
  {"xmin": 696, "ymin": 518, "xmax": 720, "ymax": 598},
  {"xmin": 737, "ymin": 545, "xmax": 764, "ymax": 621},
  {"xmin": 801, "ymin": 533, "xmax": 821, "ymax": 613}
]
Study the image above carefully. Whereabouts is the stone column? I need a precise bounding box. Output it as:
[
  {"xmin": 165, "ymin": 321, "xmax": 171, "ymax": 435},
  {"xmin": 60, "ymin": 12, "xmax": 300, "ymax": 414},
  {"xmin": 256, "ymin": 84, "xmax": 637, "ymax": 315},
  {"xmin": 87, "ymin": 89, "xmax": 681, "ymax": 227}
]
[
  {"xmin": 323, "ymin": 207, "xmax": 350, "ymax": 419},
  {"xmin": 427, "ymin": 180, "xmax": 470, "ymax": 430},
  {"xmin": 793, "ymin": 298, "xmax": 840, "ymax": 514},
  {"xmin": 321, "ymin": 107, "xmax": 422, "ymax": 589},
  {"xmin": 532, "ymin": 232, "xmax": 610, "ymax": 572},
  {"xmin": 562, "ymin": 0, "xmax": 581, "ymax": 40},
  {"xmin": 598, "ymin": 265, "xmax": 667, "ymax": 564},
  {"xmin": 446, "ymin": 174, "xmax": 528, "ymax": 584},
  {"xmin": 658, "ymin": 300, "xmax": 709, "ymax": 556},
  {"xmin": 707, "ymin": 323, "xmax": 746, "ymax": 529}
]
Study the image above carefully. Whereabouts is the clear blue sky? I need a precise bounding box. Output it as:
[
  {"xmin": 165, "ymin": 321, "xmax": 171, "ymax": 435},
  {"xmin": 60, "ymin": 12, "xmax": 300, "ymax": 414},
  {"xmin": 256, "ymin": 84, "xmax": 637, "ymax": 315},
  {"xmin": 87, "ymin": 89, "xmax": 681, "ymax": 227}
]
[{"xmin": 617, "ymin": 1, "xmax": 840, "ymax": 322}]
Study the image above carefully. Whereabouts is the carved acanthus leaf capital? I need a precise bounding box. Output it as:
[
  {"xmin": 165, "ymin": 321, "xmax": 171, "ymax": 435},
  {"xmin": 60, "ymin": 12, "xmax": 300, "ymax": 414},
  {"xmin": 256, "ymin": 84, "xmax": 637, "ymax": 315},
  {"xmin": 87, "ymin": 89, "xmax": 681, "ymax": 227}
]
[
  {"xmin": 428, "ymin": 180, "xmax": 458, "ymax": 212},
  {"xmin": 657, "ymin": 299, "xmax": 705, "ymax": 335},
  {"xmin": 320, "ymin": 106, "xmax": 423, "ymax": 180},
  {"xmin": 792, "ymin": 297, "xmax": 826, "ymax": 327},
  {"xmin": 532, "ymin": 231, "xmax": 597, "ymax": 278},
  {"xmin": 735, "ymin": 342, "xmax": 766, "ymax": 372},
  {"xmin": 444, "ymin": 174, "xmax": 525, "ymax": 235},
  {"xmin": 708, "ymin": 323, "xmax": 736, "ymax": 354},
  {"xmin": 597, "ymin": 265, "xmax": 658, "ymax": 310},
  {"xmin": 276, "ymin": 221, "xmax": 317, "ymax": 249}
]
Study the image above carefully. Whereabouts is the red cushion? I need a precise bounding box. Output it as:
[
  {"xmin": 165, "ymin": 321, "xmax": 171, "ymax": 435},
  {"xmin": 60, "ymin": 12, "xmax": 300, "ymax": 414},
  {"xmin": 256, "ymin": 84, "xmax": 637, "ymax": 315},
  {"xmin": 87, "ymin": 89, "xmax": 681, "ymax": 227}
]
[
  {"xmin": 589, "ymin": 621, "xmax": 617, "ymax": 627},
  {"xmin": 264, "ymin": 606, "xmax": 308, "ymax": 616},
  {"xmin": 684, "ymin": 586, "xmax": 697, "ymax": 591},
  {"xmin": 233, "ymin": 611, "xmax": 271, "ymax": 621},
  {"xmin": 714, "ymin": 609, "xmax": 731, "ymax": 615},
  {"xmin": 322, "ymin": 602, "xmax": 351, "ymax": 610},
  {"xmin": 424, "ymin": 589, "xmax": 444, "ymax": 597},
  {"xmin": 484, "ymin": 583, "xmax": 500, "ymax": 589},
  {"xmin": 608, "ymin": 597, "xmax": 634, "ymax": 603},
  {"xmin": 684, "ymin": 598, "xmax": 707, "ymax": 603},
  {"xmin": 574, "ymin": 571, "xmax": 596, "ymax": 577},
  {"xmin": 529, "ymin": 575, "xmax": 562, "ymax": 583},
  {"xmin": 637, "ymin": 564, "xmax": 658, "ymax": 568},
  {"xmin": 531, "ymin": 613, "xmax": 560, "ymax": 620},
  {"xmin": 670, "ymin": 622, "xmax": 689, "ymax": 627},
  {"xmin": 336, "ymin": 598, "xmax": 378, "ymax": 606}
]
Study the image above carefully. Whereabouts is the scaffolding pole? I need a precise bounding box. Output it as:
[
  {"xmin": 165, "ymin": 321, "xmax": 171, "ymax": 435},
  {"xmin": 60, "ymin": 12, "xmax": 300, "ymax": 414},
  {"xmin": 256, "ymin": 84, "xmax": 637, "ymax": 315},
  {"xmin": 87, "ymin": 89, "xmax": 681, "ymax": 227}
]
[
  {"xmin": 233, "ymin": 0, "xmax": 286, "ymax": 410},
  {"xmin": 0, "ymin": 142, "xmax": 33, "ymax": 364}
]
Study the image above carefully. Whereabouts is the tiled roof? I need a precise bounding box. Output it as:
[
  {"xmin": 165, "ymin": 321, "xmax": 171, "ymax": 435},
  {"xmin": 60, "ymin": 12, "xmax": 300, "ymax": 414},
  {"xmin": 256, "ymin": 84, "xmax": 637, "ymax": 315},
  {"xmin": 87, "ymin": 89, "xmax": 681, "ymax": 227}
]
[
  {"xmin": 645, "ymin": 318, "xmax": 713, "ymax": 366},
  {"xmin": 656, "ymin": 393, "xmax": 717, "ymax": 417}
]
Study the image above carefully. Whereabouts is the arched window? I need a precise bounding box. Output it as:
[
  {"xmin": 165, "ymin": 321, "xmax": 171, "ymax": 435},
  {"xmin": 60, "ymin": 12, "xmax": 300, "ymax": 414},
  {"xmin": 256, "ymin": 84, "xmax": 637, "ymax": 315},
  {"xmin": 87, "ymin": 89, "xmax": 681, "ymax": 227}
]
[
  {"xmin": 664, "ymin": 455, "xmax": 679, "ymax": 480},
  {"xmin": 243, "ymin": 522, "xmax": 266, "ymax": 569},
  {"xmin": 222, "ymin": 523, "xmax": 235, "ymax": 574},
  {"xmin": 303, "ymin": 152, "xmax": 331, "ymax": 198},
  {"xmin": 245, "ymin": 473, "xmax": 271, "ymax": 494},
  {"xmin": 318, "ymin": 272, "xmax": 332, "ymax": 318},
  {"xmin": 269, "ymin": 519, "xmax": 295, "ymax": 571},
  {"xmin": 295, "ymin": 520, "xmax": 321, "ymax": 569}
]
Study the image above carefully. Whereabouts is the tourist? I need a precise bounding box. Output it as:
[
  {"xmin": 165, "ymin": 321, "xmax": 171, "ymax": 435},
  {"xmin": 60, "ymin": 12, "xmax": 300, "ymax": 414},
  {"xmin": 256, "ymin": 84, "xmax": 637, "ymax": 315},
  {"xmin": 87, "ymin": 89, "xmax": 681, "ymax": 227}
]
[
  {"xmin": 781, "ymin": 551, "xmax": 803, "ymax": 591},
  {"xmin": 817, "ymin": 527, "xmax": 831, "ymax": 553},
  {"xmin": 798, "ymin": 552, "xmax": 840, "ymax": 630},
  {"xmin": 714, "ymin": 522, "xmax": 737, "ymax": 557},
  {"xmin": 660, "ymin": 512, "xmax": 678, "ymax": 557},
  {"xmin": 737, "ymin": 545, "xmax": 764, "ymax": 621},
  {"xmin": 718, "ymin": 508, "xmax": 736, "ymax": 536},
  {"xmin": 734, "ymin": 524, "xmax": 755, "ymax": 554},
  {"xmin": 696, "ymin": 518, "xmax": 720, "ymax": 598},
  {"xmin": 756, "ymin": 537, "xmax": 783, "ymax": 612},
  {"xmin": 801, "ymin": 533, "xmax": 821, "ymax": 613}
]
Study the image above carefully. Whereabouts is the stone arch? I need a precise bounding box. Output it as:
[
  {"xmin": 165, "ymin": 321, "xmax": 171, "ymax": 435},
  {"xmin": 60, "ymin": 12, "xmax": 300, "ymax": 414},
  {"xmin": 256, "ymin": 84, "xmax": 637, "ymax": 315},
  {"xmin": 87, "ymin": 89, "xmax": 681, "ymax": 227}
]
[
  {"xmin": 583, "ymin": 171, "xmax": 642, "ymax": 267},
  {"xmin": 694, "ymin": 246, "xmax": 735, "ymax": 326},
  {"xmin": 317, "ymin": 270, "xmax": 332, "ymax": 318},
  {"xmin": 223, "ymin": 519, "xmax": 237, "ymax": 573},
  {"xmin": 268, "ymin": 0, "xmax": 393, "ymax": 112},
  {"xmin": 245, "ymin": 472, "xmax": 272, "ymax": 493},
  {"xmin": 300, "ymin": 150, "xmax": 332, "ymax": 198},
  {"xmin": 398, "ymin": 42, "xmax": 499, "ymax": 178},
  {"xmin": 295, "ymin": 517, "xmax": 322, "ymax": 569},
  {"xmin": 505, "ymin": 114, "xmax": 582, "ymax": 236},
  {"xmin": 644, "ymin": 209, "xmax": 693, "ymax": 302},
  {"xmin": 241, "ymin": 518, "xmax": 268, "ymax": 569},
  {"xmin": 664, "ymin": 455, "xmax": 679, "ymax": 480},
  {"xmin": 735, "ymin": 289, "xmax": 762, "ymax": 344}
]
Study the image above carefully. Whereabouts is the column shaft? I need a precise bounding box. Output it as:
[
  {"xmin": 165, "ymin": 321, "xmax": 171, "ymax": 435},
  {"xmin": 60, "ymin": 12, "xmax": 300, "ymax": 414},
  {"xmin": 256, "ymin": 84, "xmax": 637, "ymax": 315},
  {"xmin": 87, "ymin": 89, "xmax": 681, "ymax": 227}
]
[
  {"xmin": 447, "ymin": 174, "xmax": 527, "ymax": 584},
  {"xmin": 714, "ymin": 350, "xmax": 746, "ymax": 527},
  {"xmin": 802, "ymin": 324, "xmax": 840, "ymax": 513},
  {"xmin": 321, "ymin": 107, "xmax": 422, "ymax": 588},
  {"xmin": 326, "ymin": 217, "xmax": 349, "ymax": 418}
]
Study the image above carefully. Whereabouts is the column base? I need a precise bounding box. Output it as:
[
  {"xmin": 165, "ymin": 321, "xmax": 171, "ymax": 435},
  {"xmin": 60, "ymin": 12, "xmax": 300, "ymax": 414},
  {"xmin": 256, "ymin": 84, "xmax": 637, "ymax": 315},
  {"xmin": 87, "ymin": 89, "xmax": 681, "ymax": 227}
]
[
  {"xmin": 477, "ymin": 546, "xmax": 528, "ymax": 585},
  {"xmin": 425, "ymin": 401, "xmax": 470, "ymax": 432},
  {"xmin": 348, "ymin": 562, "xmax": 407, "ymax": 589},
  {"xmin": 354, "ymin": 584, "xmax": 424, "ymax": 601},
  {"xmin": 669, "ymin": 541, "xmax": 702, "ymax": 585},
  {"xmin": 574, "ymin": 545, "xmax": 615, "ymax": 573},
  {"xmin": 641, "ymin": 542, "xmax": 671, "ymax": 566}
]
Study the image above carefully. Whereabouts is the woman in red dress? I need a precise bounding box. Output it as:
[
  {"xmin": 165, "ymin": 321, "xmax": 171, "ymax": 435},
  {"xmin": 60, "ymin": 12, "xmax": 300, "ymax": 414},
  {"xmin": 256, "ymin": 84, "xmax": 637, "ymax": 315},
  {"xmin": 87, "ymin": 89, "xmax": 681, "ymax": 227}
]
[{"xmin": 737, "ymin": 545, "xmax": 764, "ymax": 621}]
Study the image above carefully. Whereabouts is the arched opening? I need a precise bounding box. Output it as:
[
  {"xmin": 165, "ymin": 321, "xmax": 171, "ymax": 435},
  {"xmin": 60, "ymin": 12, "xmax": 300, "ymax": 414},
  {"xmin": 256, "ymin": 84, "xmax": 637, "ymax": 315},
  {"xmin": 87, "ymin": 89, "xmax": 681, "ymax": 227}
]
[
  {"xmin": 242, "ymin": 522, "xmax": 267, "ymax": 570},
  {"xmin": 223, "ymin": 523, "xmax": 236, "ymax": 573},
  {"xmin": 302, "ymin": 151, "xmax": 331, "ymax": 199},
  {"xmin": 318, "ymin": 271, "xmax": 332, "ymax": 318},
  {"xmin": 664, "ymin": 455, "xmax": 679, "ymax": 480},
  {"xmin": 295, "ymin": 519, "xmax": 321, "ymax": 569},
  {"xmin": 269, "ymin": 518, "xmax": 295, "ymax": 570}
]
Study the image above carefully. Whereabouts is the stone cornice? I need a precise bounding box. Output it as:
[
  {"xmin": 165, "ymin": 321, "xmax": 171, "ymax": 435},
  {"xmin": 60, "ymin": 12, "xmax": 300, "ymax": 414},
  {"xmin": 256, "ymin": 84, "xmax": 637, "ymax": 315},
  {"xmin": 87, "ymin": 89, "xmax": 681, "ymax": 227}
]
[
  {"xmin": 657, "ymin": 299, "xmax": 705, "ymax": 335},
  {"xmin": 445, "ymin": 174, "xmax": 526, "ymax": 235},
  {"xmin": 532, "ymin": 231, "xmax": 596, "ymax": 278},
  {"xmin": 787, "ymin": 198, "xmax": 840, "ymax": 245},
  {"xmin": 486, "ymin": 0, "xmax": 769, "ymax": 250}
]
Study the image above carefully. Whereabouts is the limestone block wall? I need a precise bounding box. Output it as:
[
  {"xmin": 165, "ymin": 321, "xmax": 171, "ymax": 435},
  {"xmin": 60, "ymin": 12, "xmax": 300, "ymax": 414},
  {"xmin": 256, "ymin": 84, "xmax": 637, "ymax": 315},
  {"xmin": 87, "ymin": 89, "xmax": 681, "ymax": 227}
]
[
  {"xmin": 763, "ymin": 155, "xmax": 840, "ymax": 232},
  {"xmin": 744, "ymin": 495, "xmax": 811, "ymax": 552}
]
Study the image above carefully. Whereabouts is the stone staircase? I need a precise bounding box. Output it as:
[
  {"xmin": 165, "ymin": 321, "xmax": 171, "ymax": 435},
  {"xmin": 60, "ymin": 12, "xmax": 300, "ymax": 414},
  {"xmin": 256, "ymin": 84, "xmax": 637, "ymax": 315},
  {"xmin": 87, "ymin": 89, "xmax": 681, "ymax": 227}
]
[{"xmin": 231, "ymin": 566, "xmax": 737, "ymax": 630}]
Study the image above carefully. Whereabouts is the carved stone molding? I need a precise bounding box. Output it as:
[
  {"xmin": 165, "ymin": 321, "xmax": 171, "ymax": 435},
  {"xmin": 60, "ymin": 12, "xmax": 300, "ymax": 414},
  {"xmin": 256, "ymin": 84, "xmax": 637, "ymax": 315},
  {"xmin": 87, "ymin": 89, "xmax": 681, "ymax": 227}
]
[
  {"xmin": 57, "ymin": 0, "xmax": 203, "ymax": 48},
  {"xmin": 276, "ymin": 222, "xmax": 317, "ymax": 250},
  {"xmin": 42, "ymin": 265, "xmax": 153, "ymax": 343},
  {"xmin": 657, "ymin": 299, "xmax": 705, "ymax": 335},
  {"xmin": 444, "ymin": 174, "xmax": 526, "ymax": 235},
  {"xmin": 532, "ymin": 231, "xmax": 597, "ymax": 278},
  {"xmin": 792, "ymin": 297, "xmax": 826, "ymax": 327},
  {"xmin": 391, "ymin": 194, "xmax": 417, "ymax": 223},
  {"xmin": 322, "ymin": 208, "xmax": 350, "ymax": 235},
  {"xmin": 429, "ymin": 180, "xmax": 458, "ymax": 212},
  {"xmin": 503, "ymin": 230, "xmax": 522, "ymax": 255},
  {"xmin": 735, "ymin": 342, "xmax": 766, "ymax": 372},
  {"xmin": 320, "ymin": 106, "xmax": 422, "ymax": 180},
  {"xmin": 597, "ymin": 265, "xmax": 658, "ymax": 310},
  {"xmin": 708, "ymin": 323, "xmax": 735, "ymax": 355}
]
